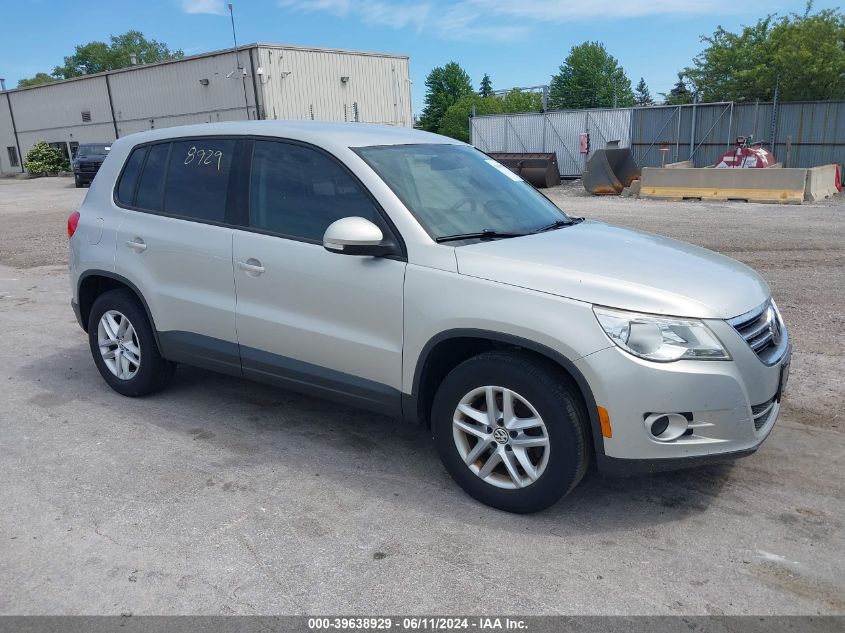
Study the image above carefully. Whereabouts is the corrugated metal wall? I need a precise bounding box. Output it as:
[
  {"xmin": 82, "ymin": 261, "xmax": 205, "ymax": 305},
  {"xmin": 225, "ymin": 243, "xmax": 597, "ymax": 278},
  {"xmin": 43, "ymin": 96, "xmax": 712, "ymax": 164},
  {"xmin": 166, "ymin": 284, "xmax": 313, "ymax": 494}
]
[
  {"xmin": 3, "ymin": 76, "xmax": 116, "ymax": 173},
  {"xmin": 472, "ymin": 101, "xmax": 845, "ymax": 176},
  {"xmin": 0, "ymin": 44, "xmax": 411, "ymax": 174},
  {"xmin": 256, "ymin": 46, "xmax": 412, "ymax": 127},
  {"xmin": 108, "ymin": 49, "xmax": 258, "ymax": 136},
  {"xmin": 0, "ymin": 97, "xmax": 20, "ymax": 174}
]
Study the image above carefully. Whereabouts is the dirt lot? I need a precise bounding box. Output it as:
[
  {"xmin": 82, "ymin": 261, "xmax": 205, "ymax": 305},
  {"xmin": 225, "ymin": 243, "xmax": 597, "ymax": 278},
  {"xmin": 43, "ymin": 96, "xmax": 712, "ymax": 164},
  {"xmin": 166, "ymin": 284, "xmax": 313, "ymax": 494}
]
[{"xmin": 0, "ymin": 176, "xmax": 843, "ymax": 615}]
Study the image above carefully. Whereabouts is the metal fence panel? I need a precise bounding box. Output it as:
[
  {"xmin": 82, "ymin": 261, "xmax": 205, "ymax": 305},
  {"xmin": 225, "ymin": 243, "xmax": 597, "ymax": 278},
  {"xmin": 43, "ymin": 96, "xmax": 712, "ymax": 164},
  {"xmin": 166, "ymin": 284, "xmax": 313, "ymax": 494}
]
[
  {"xmin": 504, "ymin": 113, "xmax": 545, "ymax": 153},
  {"xmin": 544, "ymin": 110, "xmax": 587, "ymax": 176},
  {"xmin": 586, "ymin": 108, "xmax": 632, "ymax": 153},
  {"xmin": 472, "ymin": 100, "xmax": 845, "ymax": 175},
  {"xmin": 771, "ymin": 101, "xmax": 845, "ymax": 168}
]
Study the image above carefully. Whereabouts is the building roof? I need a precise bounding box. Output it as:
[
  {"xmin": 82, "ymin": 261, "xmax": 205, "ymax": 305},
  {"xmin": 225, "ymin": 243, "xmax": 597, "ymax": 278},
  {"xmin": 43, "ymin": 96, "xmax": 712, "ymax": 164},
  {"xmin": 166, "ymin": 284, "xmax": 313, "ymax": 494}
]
[
  {"xmin": 111, "ymin": 120, "xmax": 459, "ymax": 152},
  {"xmin": 3, "ymin": 42, "xmax": 408, "ymax": 94}
]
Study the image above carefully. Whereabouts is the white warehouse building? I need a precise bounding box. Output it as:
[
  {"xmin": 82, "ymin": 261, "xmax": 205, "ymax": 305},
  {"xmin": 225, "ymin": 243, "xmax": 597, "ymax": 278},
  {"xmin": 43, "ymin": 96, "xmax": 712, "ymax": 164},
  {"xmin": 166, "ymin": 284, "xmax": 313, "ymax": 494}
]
[{"xmin": 0, "ymin": 43, "xmax": 412, "ymax": 175}]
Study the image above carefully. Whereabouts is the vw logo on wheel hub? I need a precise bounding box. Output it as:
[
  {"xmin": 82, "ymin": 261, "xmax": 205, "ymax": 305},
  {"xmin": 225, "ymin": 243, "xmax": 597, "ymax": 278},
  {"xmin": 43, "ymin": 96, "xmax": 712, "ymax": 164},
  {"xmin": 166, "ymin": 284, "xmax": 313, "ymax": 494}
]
[{"xmin": 493, "ymin": 427, "xmax": 509, "ymax": 444}]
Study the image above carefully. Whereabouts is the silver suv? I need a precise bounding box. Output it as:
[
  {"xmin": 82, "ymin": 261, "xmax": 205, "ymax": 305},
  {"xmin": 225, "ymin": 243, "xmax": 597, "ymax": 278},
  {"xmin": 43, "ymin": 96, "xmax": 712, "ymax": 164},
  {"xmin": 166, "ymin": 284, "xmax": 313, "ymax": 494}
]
[{"xmin": 68, "ymin": 122, "xmax": 791, "ymax": 513}]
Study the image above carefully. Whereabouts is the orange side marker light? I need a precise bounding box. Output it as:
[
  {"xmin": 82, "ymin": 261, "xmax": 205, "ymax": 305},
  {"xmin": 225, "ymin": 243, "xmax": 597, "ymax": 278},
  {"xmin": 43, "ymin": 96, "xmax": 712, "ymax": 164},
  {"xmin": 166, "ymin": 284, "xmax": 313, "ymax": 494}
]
[{"xmin": 597, "ymin": 406, "xmax": 612, "ymax": 438}]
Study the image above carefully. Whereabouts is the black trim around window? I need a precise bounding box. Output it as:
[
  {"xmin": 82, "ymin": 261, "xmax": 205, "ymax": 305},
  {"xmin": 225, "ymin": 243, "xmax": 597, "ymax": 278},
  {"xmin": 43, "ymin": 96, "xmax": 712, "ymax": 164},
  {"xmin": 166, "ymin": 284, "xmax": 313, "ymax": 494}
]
[{"xmin": 111, "ymin": 133, "xmax": 407, "ymax": 261}]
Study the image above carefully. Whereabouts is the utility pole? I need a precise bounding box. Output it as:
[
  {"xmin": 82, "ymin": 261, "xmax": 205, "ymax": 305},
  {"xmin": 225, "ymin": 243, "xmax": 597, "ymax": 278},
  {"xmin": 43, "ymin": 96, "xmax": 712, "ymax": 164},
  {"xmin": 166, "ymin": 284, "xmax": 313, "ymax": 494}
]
[{"xmin": 228, "ymin": 3, "xmax": 251, "ymax": 119}]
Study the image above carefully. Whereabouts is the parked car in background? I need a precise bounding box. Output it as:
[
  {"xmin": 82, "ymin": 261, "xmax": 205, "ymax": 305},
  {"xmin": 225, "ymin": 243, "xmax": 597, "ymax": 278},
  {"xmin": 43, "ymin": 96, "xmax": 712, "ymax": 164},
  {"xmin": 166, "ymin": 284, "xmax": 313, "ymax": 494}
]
[
  {"xmin": 66, "ymin": 121, "xmax": 791, "ymax": 513},
  {"xmin": 72, "ymin": 143, "xmax": 111, "ymax": 187}
]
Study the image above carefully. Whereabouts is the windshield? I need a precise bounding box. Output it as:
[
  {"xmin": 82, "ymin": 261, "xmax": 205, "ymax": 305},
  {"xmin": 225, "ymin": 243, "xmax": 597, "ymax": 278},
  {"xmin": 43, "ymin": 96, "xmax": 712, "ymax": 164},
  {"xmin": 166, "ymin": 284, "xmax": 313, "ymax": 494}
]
[
  {"xmin": 78, "ymin": 144, "xmax": 110, "ymax": 157},
  {"xmin": 355, "ymin": 144, "xmax": 569, "ymax": 241}
]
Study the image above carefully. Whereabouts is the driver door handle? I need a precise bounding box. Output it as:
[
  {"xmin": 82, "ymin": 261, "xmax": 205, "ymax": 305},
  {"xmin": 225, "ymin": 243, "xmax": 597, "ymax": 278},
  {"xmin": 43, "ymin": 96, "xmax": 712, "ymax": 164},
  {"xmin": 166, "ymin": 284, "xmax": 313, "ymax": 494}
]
[{"xmin": 237, "ymin": 258, "xmax": 265, "ymax": 276}]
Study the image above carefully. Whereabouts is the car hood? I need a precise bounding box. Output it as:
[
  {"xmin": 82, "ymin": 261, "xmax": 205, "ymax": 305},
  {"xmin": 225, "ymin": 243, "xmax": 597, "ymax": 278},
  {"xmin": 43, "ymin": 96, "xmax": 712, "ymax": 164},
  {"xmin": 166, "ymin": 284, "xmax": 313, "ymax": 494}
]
[{"xmin": 454, "ymin": 220, "xmax": 769, "ymax": 319}]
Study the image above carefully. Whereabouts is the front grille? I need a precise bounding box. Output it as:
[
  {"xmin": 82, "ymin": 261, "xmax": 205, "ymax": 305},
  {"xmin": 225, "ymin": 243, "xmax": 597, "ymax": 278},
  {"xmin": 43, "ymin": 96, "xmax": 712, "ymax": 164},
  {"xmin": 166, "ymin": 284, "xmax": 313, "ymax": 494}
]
[
  {"xmin": 751, "ymin": 397, "xmax": 776, "ymax": 431},
  {"xmin": 728, "ymin": 300, "xmax": 787, "ymax": 365},
  {"xmin": 78, "ymin": 162, "xmax": 101, "ymax": 173}
]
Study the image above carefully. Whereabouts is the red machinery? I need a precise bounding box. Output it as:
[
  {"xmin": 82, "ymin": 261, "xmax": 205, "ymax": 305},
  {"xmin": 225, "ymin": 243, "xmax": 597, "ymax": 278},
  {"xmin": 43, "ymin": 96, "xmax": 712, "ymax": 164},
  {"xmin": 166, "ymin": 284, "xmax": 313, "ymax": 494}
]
[{"xmin": 714, "ymin": 135, "xmax": 776, "ymax": 168}]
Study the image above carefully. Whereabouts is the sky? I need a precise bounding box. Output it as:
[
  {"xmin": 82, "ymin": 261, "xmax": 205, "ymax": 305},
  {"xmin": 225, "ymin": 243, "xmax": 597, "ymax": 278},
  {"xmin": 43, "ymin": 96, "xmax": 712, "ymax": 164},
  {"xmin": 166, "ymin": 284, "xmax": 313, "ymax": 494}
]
[{"xmin": 0, "ymin": 0, "xmax": 838, "ymax": 116}]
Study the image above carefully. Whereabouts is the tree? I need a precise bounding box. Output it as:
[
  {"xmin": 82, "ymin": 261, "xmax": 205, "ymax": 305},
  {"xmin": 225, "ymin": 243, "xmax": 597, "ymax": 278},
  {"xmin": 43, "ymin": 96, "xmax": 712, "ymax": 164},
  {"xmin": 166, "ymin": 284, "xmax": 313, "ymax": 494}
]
[
  {"xmin": 479, "ymin": 73, "xmax": 493, "ymax": 97},
  {"xmin": 17, "ymin": 73, "xmax": 55, "ymax": 88},
  {"xmin": 662, "ymin": 73, "xmax": 694, "ymax": 105},
  {"xmin": 634, "ymin": 77, "xmax": 654, "ymax": 106},
  {"xmin": 51, "ymin": 30, "xmax": 184, "ymax": 79},
  {"xmin": 438, "ymin": 94, "xmax": 503, "ymax": 142},
  {"xmin": 683, "ymin": 4, "xmax": 845, "ymax": 102},
  {"xmin": 24, "ymin": 142, "xmax": 69, "ymax": 175},
  {"xmin": 548, "ymin": 42, "xmax": 635, "ymax": 110},
  {"xmin": 418, "ymin": 62, "xmax": 473, "ymax": 132},
  {"xmin": 500, "ymin": 89, "xmax": 543, "ymax": 112},
  {"xmin": 438, "ymin": 89, "xmax": 543, "ymax": 142}
]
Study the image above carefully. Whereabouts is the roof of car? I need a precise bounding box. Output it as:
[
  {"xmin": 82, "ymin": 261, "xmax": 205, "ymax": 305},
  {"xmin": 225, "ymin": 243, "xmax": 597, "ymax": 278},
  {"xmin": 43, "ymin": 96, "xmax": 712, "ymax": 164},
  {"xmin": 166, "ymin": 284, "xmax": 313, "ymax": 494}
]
[{"xmin": 114, "ymin": 121, "xmax": 463, "ymax": 152}]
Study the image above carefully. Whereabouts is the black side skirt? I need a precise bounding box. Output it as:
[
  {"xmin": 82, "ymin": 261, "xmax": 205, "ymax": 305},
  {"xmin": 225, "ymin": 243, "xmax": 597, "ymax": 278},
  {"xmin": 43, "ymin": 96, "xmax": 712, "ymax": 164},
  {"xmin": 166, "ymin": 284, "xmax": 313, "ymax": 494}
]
[{"xmin": 157, "ymin": 330, "xmax": 402, "ymax": 418}]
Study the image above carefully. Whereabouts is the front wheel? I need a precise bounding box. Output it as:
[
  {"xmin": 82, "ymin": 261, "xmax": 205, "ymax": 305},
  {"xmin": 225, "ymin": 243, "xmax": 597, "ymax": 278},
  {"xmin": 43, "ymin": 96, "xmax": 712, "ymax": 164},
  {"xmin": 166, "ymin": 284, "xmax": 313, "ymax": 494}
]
[{"xmin": 432, "ymin": 351, "xmax": 589, "ymax": 513}]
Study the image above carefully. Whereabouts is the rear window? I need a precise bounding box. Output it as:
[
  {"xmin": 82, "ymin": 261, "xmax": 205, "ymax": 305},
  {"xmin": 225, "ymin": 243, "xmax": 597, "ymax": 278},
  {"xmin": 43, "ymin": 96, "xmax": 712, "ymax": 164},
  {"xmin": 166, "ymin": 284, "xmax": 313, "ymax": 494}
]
[
  {"xmin": 163, "ymin": 140, "xmax": 236, "ymax": 223},
  {"xmin": 115, "ymin": 147, "xmax": 147, "ymax": 206},
  {"xmin": 135, "ymin": 143, "xmax": 170, "ymax": 212}
]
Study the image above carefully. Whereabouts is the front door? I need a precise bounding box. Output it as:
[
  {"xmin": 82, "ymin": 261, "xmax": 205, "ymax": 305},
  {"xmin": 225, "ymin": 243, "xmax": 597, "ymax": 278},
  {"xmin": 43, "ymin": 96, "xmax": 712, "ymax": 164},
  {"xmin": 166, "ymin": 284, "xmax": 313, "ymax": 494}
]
[{"xmin": 232, "ymin": 139, "xmax": 405, "ymax": 415}]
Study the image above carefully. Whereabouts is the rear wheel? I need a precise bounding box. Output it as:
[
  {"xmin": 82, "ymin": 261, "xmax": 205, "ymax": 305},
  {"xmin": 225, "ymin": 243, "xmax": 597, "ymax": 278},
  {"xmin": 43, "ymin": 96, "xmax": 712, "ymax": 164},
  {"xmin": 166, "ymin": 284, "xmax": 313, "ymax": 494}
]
[
  {"xmin": 432, "ymin": 351, "xmax": 589, "ymax": 513},
  {"xmin": 87, "ymin": 289, "xmax": 175, "ymax": 396},
  {"xmin": 74, "ymin": 176, "xmax": 83, "ymax": 188}
]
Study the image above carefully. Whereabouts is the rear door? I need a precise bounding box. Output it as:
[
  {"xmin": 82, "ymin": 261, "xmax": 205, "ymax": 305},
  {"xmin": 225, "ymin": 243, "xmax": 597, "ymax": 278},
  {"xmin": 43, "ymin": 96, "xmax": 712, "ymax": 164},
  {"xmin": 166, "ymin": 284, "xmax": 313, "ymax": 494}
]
[
  {"xmin": 231, "ymin": 139, "xmax": 406, "ymax": 414},
  {"xmin": 113, "ymin": 138, "xmax": 244, "ymax": 375}
]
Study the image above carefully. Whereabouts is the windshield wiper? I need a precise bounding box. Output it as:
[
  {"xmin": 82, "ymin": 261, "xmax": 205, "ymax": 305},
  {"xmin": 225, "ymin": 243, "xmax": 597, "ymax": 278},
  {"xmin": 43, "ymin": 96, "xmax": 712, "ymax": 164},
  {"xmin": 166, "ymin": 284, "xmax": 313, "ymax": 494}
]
[
  {"xmin": 435, "ymin": 228, "xmax": 528, "ymax": 243},
  {"xmin": 531, "ymin": 218, "xmax": 577, "ymax": 234}
]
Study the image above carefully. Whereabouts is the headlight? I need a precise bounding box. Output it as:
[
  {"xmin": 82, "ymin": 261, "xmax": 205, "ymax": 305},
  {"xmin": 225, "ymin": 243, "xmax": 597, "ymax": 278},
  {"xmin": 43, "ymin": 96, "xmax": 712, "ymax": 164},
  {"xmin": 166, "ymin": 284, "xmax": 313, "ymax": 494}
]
[{"xmin": 593, "ymin": 306, "xmax": 730, "ymax": 362}]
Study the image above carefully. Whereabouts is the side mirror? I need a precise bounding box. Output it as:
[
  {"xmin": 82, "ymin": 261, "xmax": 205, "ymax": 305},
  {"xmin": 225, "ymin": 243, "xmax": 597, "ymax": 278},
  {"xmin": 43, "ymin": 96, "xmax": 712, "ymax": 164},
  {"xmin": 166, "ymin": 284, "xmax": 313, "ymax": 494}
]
[{"xmin": 323, "ymin": 217, "xmax": 396, "ymax": 257}]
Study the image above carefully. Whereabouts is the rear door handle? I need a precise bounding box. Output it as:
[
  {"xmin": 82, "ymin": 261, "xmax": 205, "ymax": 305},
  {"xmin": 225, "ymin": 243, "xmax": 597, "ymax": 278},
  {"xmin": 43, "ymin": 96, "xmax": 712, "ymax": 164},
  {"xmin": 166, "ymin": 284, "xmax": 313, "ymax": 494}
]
[
  {"xmin": 125, "ymin": 238, "xmax": 147, "ymax": 252},
  {"xmin": 237, "ymin": 258, "xmax": 265, "ymax": 276}
]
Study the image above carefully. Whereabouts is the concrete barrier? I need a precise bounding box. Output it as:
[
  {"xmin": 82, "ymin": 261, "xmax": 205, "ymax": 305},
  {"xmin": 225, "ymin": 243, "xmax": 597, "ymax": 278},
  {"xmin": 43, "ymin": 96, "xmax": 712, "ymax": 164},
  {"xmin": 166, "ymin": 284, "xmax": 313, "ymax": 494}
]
[
  {"xmin": 804, "ymin": 164, "xmax": 840, "ymax": 201},
  {"xmin": 640, "ymin": 167, "xmax": 807, "ymax": 204}
]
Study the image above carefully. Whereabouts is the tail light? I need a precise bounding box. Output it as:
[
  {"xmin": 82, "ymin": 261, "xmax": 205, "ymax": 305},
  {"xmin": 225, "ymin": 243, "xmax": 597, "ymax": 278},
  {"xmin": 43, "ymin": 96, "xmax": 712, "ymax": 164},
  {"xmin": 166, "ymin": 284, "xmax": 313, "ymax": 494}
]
[{"xmin": 67, "ymin": 211, "xmax": 80, "ymax": 238}]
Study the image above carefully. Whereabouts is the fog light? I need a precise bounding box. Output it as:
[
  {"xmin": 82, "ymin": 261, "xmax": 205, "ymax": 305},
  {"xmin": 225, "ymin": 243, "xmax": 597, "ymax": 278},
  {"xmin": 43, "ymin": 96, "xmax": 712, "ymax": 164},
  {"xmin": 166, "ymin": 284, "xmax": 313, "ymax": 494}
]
[{"xmin": 644, "ymin": 413, "xmax": 689, "ymax": 442}]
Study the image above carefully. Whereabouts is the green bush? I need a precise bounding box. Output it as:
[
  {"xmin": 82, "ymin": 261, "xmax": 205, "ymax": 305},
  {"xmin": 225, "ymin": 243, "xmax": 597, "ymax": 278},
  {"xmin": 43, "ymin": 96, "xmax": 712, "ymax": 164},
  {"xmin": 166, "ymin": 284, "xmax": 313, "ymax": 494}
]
[{"xmin": 24, "ymin": 141, "xmax": 69, "ymax": 175}]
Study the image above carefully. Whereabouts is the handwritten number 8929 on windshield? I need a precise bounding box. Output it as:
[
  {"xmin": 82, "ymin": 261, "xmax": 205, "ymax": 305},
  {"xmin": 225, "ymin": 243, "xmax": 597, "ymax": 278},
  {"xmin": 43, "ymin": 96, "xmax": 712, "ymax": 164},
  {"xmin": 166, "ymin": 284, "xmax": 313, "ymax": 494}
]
[{"xmin": 184, "ymin": 146, "xmax": 224, "ymax": 171}]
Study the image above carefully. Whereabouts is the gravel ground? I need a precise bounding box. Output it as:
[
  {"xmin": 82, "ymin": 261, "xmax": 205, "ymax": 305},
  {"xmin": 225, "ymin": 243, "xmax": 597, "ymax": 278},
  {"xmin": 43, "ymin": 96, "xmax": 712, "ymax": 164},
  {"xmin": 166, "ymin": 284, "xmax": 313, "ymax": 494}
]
[{"xmin": 0, "ymin": 175, "xmax": 843, "ymax": 615}]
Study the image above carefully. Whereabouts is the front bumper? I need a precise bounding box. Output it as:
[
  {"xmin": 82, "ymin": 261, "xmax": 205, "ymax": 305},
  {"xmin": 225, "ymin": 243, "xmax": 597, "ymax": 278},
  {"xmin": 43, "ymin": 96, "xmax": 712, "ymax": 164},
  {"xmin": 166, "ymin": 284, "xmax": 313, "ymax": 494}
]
[
  {"xmin": 576, "ymin": 317, "xmax": 790, "ymax": 471},
  {"xmin": 595, "ymin": 445, "xmax": 760, "ymax": 477}
]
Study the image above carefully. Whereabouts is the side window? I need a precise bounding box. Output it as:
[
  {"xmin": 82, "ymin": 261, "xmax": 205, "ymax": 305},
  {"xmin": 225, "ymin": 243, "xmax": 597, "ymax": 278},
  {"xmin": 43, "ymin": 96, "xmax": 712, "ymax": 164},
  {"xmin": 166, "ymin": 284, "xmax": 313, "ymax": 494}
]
[
  {"xmin": 135, "ymin": 143, "xmax": 170, "ymax": 212},
  {"xmin": 116, "ymin": 146, "xmax": 147, "ymax": 206},
  {"xmin": 249, "ymin": 140, "xmax": 380, "ymax": 241},
  {"xmin": 164, "ymin": 139, "xmax": 236, "ymax": 222}
]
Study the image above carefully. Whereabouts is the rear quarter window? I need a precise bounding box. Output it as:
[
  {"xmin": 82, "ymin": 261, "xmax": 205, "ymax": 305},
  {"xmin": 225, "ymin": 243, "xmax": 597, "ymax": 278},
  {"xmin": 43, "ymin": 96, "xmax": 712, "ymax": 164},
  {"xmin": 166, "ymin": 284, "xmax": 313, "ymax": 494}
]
[
  {"xmin": 135, "ymin": 143, "xmax": 171, "ymax": 212},
  {"xmin": 115, "ymin": 147, "xmax": 148, "ymax": 206}
]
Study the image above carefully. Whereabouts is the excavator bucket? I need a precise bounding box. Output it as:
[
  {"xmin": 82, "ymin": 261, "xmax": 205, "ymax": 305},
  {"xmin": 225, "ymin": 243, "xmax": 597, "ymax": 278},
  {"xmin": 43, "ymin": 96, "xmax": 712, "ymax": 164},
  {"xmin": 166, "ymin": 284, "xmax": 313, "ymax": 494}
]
[
  {"xmin": 487, "ymin": 153, "xmax": 561, "ymax": 188},
  {"xmin": 582, "ymin": 148, "xmax": 641, "ymax": 195}
]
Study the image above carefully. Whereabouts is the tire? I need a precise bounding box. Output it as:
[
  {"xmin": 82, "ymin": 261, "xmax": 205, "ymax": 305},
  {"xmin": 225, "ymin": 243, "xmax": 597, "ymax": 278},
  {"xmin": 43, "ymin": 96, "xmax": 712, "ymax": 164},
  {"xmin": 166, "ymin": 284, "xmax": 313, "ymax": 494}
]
[
  {"xmin": 74, "ymin": 177, "xmax": 83, "ymax": 188},
  {"xmin": 87, "ymin": 289, "xmax": 175, "ymax": 397},
  {"xmin": 432, "ymin": 351, "xmax": 589, "ymax": 513}
]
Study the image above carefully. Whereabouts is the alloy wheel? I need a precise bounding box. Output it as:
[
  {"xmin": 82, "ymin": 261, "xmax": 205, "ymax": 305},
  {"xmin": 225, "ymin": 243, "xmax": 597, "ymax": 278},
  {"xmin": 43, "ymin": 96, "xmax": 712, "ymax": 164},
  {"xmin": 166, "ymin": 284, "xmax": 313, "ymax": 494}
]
[
  {"xmin": 452, "ymin": 386, "xmax": 550, "ymax": 489},
  {"xmin": 97, "ymin": 310, "xmax": 141, "ymax": 380}
]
